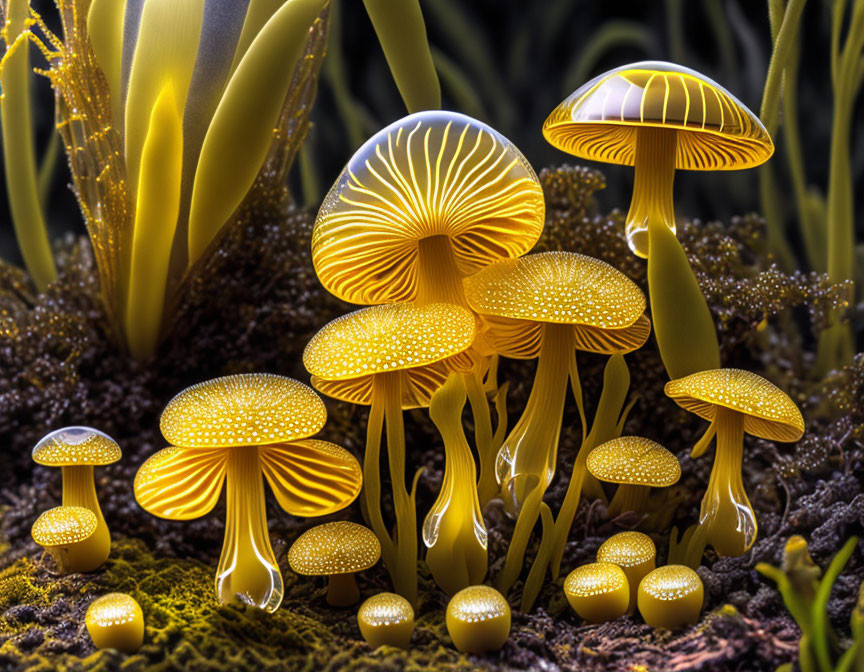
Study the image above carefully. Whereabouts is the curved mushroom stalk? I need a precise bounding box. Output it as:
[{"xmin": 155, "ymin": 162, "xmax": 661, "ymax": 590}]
[
  {"xmin": 608, "ymin": 484, "xmax": 650, "ymax": 517},
  {"xmin": 61, "ymin": 465, "xmax": 111, "ymax": 566},
  {"xmin": 424, "ymin": 374, "xmax": 488, "ymax": 595}
]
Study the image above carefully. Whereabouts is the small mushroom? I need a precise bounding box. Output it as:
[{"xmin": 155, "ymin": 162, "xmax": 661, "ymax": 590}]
[
  {"xmin": 357, "ymin": 592, "xmax": 415, "ymax": 649},
  {"xmin": 445, "ymin": 585, "xmax": 511, "ymax": 654},
  {"xmin": 563, "ymin": 562, "xmax": 630, "ymax": 623},
  {"xmin": 85, "ymin": 593, "xmax": 145, "ymax": 652},
  {"xmin": 665, "ymin": 369, "xmax": 804, "ymax": 558},
  {"xmin": 637, "ymin": 565, "xmax": 704, "ymax": 629},
  {"xmin": 33, "ymin": 427, "xmax": 121, "ymax": 565},
  {"xmin": 31, "ymin": 506, "xmax": 104, "ymax": 573},
  {"xmin": 288, "ymin": 521, "xmax": 381, "ymax": 607},
  {"xmin": 586, "ymin": 437, "xmax": 681, "ymax": 516},
  {"xmin": 596, "ymin": 532, "xmax": 656, "ymax": 614}
]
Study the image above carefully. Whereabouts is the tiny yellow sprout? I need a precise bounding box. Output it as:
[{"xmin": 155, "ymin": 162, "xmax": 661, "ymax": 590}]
[
  {"xmin": 446, "ymin": 585, "xmax": 511, "ymax": 654},
  {"xmin": 85, "ymin": 593, "xmax": 144, "ymax": 652},
  {"xmin": 563, "ymin": 562, "xmax": 630, "ymax": 623},
  {"xmin": 637, "ymin": 565, "xmax": 704, "ymax": 629},
  {"xmin": 357, "ymin": 592, "xmax": 415, "ymax": 649},
  {"xmin": 597, "ymin": 532, "xmax": 657, "ymax": 614}
]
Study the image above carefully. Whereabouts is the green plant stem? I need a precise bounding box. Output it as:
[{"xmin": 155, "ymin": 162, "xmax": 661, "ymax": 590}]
[
  {"xmin": 562, "ymin": 22, "xmax": 655, "ymax": 95},
  {"xmin": 430, "ymin": 47, "xmax": 486, "ymax": 119},
  {"xmin": 37, "ymin": 126, "xmax": 60, "ymax": 211},
  {"xmin": 812, "ymin": 537, "xmax": 859, "ymax": 672},
  {"xmin": 322, "ymin": 0, "xmax": 365, "ymax": 150}
]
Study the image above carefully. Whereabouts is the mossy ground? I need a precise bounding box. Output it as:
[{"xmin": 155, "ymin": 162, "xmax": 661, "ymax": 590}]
[{"xmin": 0, "ymin": 164, "xmax": 861, "ymax": 671}]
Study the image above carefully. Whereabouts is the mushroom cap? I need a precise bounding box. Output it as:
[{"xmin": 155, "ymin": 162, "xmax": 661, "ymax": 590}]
[
  {"xmin": 288, "ymin": 521, "xmax": 381, "ymax": 576},
  {"xmin": 304, "ymin": 303, "xmax": 475, "ymax": 408},
  {"xmin": 464, "ymin": 252, "xmax": 650, "ymax": 357},
  {"xmin": 564, "ymin": 561, "xmax": 629, "ymax": 599},
  {"xmin": 446, "ymin": 585, "xmax": 511, "ymax": 654},
  {"xmin": 638, "ymin": 564, "xmax": 703, "ymax": 602},
  {"xmin": 597, "ymin": 532, "xmax": 657, "ymax": 568},
  {"xmin": 312, "ymin": 111, "xmax": 545, "ymax": 305},
  {"xmin": 586, "ymin": 436, "xmax": 681, "ymax": 487},
  {"xmin": 160, "ymin": 373, "xmax": 326, "ymax": 449},
  {"xmin": 664, "ymin": 369, "xmax": 805, "ymax": 442},
  {"xmin": 446, "ymin": 585, "xmax": 510, "ymax": 623},
  {"xmin": 357, "ymin": 592, "xmax": 415, "ymax": 628},
  {"xmin": 33, "ymin": 427, "xmax": 121, "ymax": 467},
  {"xmin": 85, "ymin": 593, "xmax": 142, "ymax": 629},
  {"xmin": 31, "ymin": 506, "xmax": 97, "ymax": 548},
  {"xmin": 543, "ymin": 61, "xmax": 773, "ymax": 171}
]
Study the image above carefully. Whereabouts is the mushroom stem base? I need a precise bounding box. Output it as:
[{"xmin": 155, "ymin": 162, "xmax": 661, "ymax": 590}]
[
  {"xmin": 326, "ymin": 572, "xmax": 360, "ymax": 607},
  {"xmin": 608, "ymin": 484, "xmax": 649, "ymax": 517}
]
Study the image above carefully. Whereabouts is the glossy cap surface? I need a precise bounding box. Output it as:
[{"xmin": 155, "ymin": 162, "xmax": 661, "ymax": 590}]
[
  {"xmin": 543, "ymin": 61, "xmax": 773, "ymax": 171},
  {"xmin": 288, "ymin": 521, "xmax": 381, "ymax": 576},
  {"xmin": 563, "ymin": 562, "xmax": 630, "ymax": 623},
  {"xmin": 357, "ymin": 592, "xmax": 415, "ymax": 649},
  {"xmin": 313, "ymin": 111, "xmax": 545, "ymax": 304},
  {"xmin": 637, "ymin": 564, "xmax": 704, "ymax": 629},
  {"xmin": 445, "ymin": 585, "xmax": 511, "ymax": 654},
  {"xmin": 597, "ymin": 532, "xmax": 657, "ymax": 568},
  {"xmin": 587, "ymin": 436, "xmax": 681, "ymax": 487},
  {"xmin": 85, "ymin": 593, "xmax": 145, "ymax": 652},
  {"xmin": 160, "ymin": 374, "xmax": 326, "ymax": 448},
  {"xmin": 664, "ymin": 369, "xmax": 804, "ymax": 442},
  {"xmin": 31, "ymin": 506, "xmax": 97, "ymax": 547},
  {"xmin": 33, "ymin": 427, "xmax": 122, "ymax": 467}
]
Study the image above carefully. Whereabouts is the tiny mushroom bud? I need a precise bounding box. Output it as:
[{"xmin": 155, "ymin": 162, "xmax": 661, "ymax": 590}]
[
  {"xmin": 597, "ymin": 532, "xmax": 656, "ymax": 614},
  {"xmin": 357, "ymin": 592, "xmax": 415, "ymax": 649},
  {"xmin": 638, "ymin": 565, "xmax": 704, "ymax": 629},
  {"xmin": 564, "ymin": 562, "xmax": 630, "ymax": 623},
  {"xmin": 445, "ymin": 585, "xmax": 511, "ymax": 654},
  {"xmin": 288, "ymin": 521, "xmax": 381, "ymax": 607},
  {"xmin": 85, "ymin": 593, "xmax": 145, "ymax": 652},
  {"xmin": 31, "ymin": 506, "xmax": 105, "ymax": 574}
]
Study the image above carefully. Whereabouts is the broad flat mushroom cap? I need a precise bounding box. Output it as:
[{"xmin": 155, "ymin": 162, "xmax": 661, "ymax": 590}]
[
  {"xmin": 664, "ymin": 369, "xmax": 805, "ymax": 442},
  {"xmin": 32, "ymin": 506, "xmax": 97, "ymax": 547},
  {"xmin": 587, "ymin": 436, "xmax": 681, "ymax": 487},
  {"xmin": 288, "ymin": 521, "xmax": 381, "ymax": 576},
  {"xmin": 33, "ymin": 427, "xmax": 122, "ymax": 466},
  {"xmin": 543, "ymin": 61, "xmax": 773, "ymax": 171}
]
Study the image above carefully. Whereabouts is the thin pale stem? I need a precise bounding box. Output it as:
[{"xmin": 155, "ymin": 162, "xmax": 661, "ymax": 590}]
[{"xmin": 364, "ymin": 393, "xmax": 396, "ymax": 570}]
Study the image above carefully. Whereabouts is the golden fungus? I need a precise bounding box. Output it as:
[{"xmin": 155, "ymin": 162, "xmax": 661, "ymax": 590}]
[
  {"xmin": 544, "ymin": 61, "xmax": 774, "ymax": 379},
  {"xmin": 587, "ymin": 437, "xmax": 680, "ymax": 516},
  {"xmin": 31, "ymin": 506, "xmax": 104, "ymax": 574},
  {"xmin": 596, "ymin": 532, "xmax": 656, "ymax": 613},
  {"xmin": 637, "ymin": 564, "xmax": 704, "ymax": 629},
  {"xmin": 288, "ymin": 521, "xmax": 381, "ymax": 607},
  {"xmin": 665, "ymin": 369, "xmax": 804, "ymax": 558},
  {"xmin": 304, "ymin": 302, "xmax": 475, "ymax": 603},
  {"xmin": 135, "ymin": 373, "xmax": 361, "ymax": 612},
  {"xmin": 357, "ymin": 592, "xmax": 415, "ymax": 649},
  {"xmin": 445, "ymin": 585, "xmax": 511, "ymax": 654},
  {"xmin": 563, "ymin": 562, "xmax": 630, "ymax": 623},
  {"xmin": 85, "ymin": 593, "xmax": 144, "ymax": 652}
]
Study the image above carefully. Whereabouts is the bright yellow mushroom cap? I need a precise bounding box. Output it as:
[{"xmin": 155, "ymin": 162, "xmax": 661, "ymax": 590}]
[
  {"xmin": 312, "ymin": 110, "xmax": 545, "ymax": 305},
  {"xmin": 31, "ymin": 506, "xmax": 97, "ymax": 547},
  {"xmin": 303, "ymin": 303, "xmax": 475, "ymax": 407},
  {"xmin": 563, "ymin": 562, "xmax": 630, "ymax": 623},
  {"xmin": 32, "ymin": 427, "xmax": 122, "ymax": 466},
  {"xmin": 637, "ymin": 564, "xmax": 704, "ymax": 629},
  {"xmin": 357, "ymin": 592, "xmax": 415, "ymax": 649},
  {"xmin": 464, "ymin": 252, "xmax": 650, "ymax": 357},
  {"xmin": 160, "ymin": 373, "xmax": 327, "ymax": 448},
  {"xmin": 597, "ymin": 531, "xmax": 656, "ymax": 568},
  {"xmin": 664, "ymin": 369, "xmax": 805, "ymax": 442},
  {"xmin": 445, "ymin": 585, "xmax": 511, "ymax": 654},
  {"xmin": 288, "ymin": 521, "xmax": 381, "ymax": 576},
  {"xmin": 543, "ymin": 61, "xmax": 773, "ymax": 171},
  {"xmin": 85, "ymin": 593, "xmax": 145, "ymax": 653},
  {"xmin": 587, "ymin": 436, "xmax": 681, "ymax": 487}
]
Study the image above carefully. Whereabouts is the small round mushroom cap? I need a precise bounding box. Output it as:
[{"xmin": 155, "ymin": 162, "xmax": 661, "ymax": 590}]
[
  {"xmin": 587, "ymin": 437, "xmax": 681, "ymax": 487},
  {"xmin": 31, "ymin": 506, "xmax": 97, "ymax": 548},
  {"xmin": 313, "ymin": 110, "xmax": 545, "ymax": 304},
  {"xmin": 304, "ymin": 303, "xmax": 475, "ymax": 407},
  {"xmin": 543, "ymin": 61, "xmax": 773, "ymax": 171},
  {"xmin": 445, "ymin": 585, "xmax": 511, "ymax": 654},
  {"xmin": 597, "ymin": 532, "xmax": 656, "ymax": 569},
  {"xmin": 563, "ymin": 562, "xmax": 630, "ymax": 623},
  {"xmin": 160, "ymin": 373, "xmax": 327, "ymax": 448},
  {"xmin": 357, "ymin": 592, "xmax": 415, "ymax": 649},
  {"xmin": 32, "ymin": 427, "xmax": 121, "ymax": 467},
  {"xmin": 664, "ymin": 369, "xmax": 805, "ymax": 442},
  {"xmin": 464, "ymin": 252, "xmax": 650, "ymax": 357},
  {"xmin": 637, "ymin": 565, "xmax": 704, "ymax": 629},
  {"xmin": 288, "ymin": 521, "xmax": 381, "ymax": 576},
  {"xmin": 85, "ymin": 593, "xmax": 145, "ymax": 653}
]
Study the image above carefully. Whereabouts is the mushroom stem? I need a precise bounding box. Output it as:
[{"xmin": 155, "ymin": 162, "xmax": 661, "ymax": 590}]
[
  {"xmin": 697, "ymin": 405, "xmax": 757, "ymax": 556},
  {"xmin": 215, "ymin": 447, "xmax": 283, "ymax": 612},
  {"xmin": 61, "ymin": 465, "xmax": 111, "ymax": 563},
  {"xmin": 608, "ymin": 484, "xmax": 649, "ymax": 517},
  {"xmin": 326, "ymin": 572, "xmax": 361, "ymax": 607},
  {"xmin": 466, "ymin": 362, "xmax": 498, "ymax": 508},
  {"xmin": 415, "ymin": 235, "xmax": 469, "ymax": 307},
  {"xmin": 363, "ymin": 396, "xmax": 396, "ymax": 571},
  {"xmin": 631, "ymin": 126, "xmax": 720, "ymax": 380}
]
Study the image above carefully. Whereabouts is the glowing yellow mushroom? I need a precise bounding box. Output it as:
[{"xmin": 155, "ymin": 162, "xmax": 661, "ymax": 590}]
[
  {"xmin": 31, "ymin": 506, "xmax": 104, "ymax": 574},
  {"xmin": 288, "ymin": 521, "xmax": 381, "ymax": 607},
  {"xmin": 665, "ymin": 369, "xmax": 804, "ymax": 558},
  {"xmin": 637, "ymin": 565, "xmax": 704, "ymax": 629},
  {"xmin": 544, "ymin": 61, "xmax": 774, "ymax": 380},
  {"xmin": 596, "ymin": 531, "xmax": 656, "ymax": 614},
  {"xmin": 304, "ymin": 302, "xmax": 475, "ymax": 604},
  {"xmin": 563, "ymin": 562, "xmax": 630, "ymax": 623},
  {"xmin": 586, "ymin": 437, "xmax": 680, "ymax": 517},
  {"xmin": 33, "ymin": 427, "xmax": 121, "ymax": 567},
  {"xmin": 134, "ymin": 374, "xmax": 362, "ymax": 612},
  {"xmin": 445, "ymin": 585, "xmax": 511, "ymax": 654},
  {"xmin": 85, "ymin": 593, "xmax": 145, "ymax": 653},
  {"xmin": 357, "ymin": 592, "xmax": 415, "ymax": 649}
]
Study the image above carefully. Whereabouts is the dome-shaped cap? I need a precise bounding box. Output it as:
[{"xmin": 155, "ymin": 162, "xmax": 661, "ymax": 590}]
[
  {"xmin": 160, "ymin": 374, "xmax": 326, "ymax": 448},
  {"xmin": 464, "ymin": 252, "xmax": 650, "ymax": 357},
  {"xmin": 446, "ymin": 585, "xmax": 510, "ymax": 624},
  {"xmin": 639, "ymin": 565, "xmax": 702, "ymax": 601},
  {"xmin": 288, "ymin": 521, "xmax": 381, "ymax": 576},
  {"xmin": 587, "ymin": 436, "xmax": 681, "ymax": 487},
  {"xmin": 543, "ymin": 61, "xmax": 773, "ymax": 171},
  {"xmin": 312, "ymin": 111, "xmax": 545, "ymax": 304},
  {"xmin": 597, "ymin": 532, "xmax": 656, "ymax": 567},
  {"xmin": 664, "ymin": 369, "xmax": 804, "ymax": 442},
  {"xmin": 564, "ymin": 562, "xmax": 629, "ymax": 598},
  {"xmin": 85, "ymin": 593, "xmax": 142, "ymax": 629},
  {"xmin": 31, "ymin": 506, "xmax": 97, "ymax": 547},
  {"xmin": 357, "ymin": 592, "xmax": 414, "ymax": 627},
  {"xmin": 33, "ymin": 427, "xmax": 122, "ymax": 467},
  {"xmin": 304, "ymin": 303, "xmax": 475, "ymax": 407}
]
